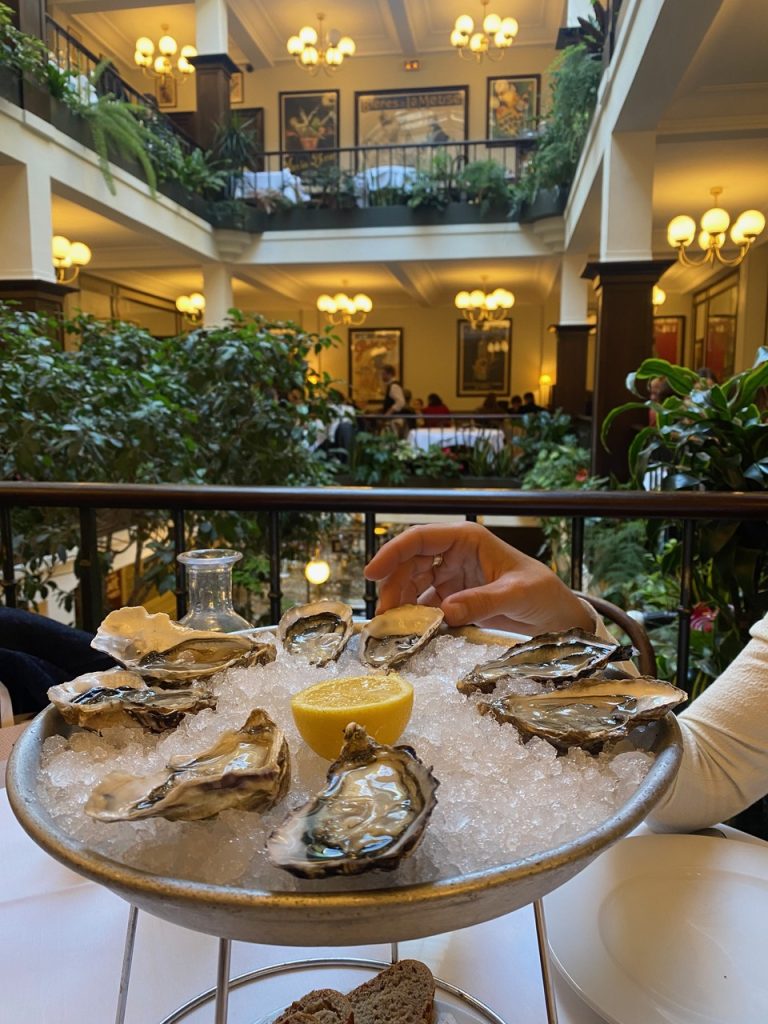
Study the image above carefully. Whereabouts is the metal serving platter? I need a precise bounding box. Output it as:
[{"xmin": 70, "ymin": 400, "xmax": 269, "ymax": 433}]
[{"xmin": 7, "ymin": 626, "xmax": 683, "ymax": 947}]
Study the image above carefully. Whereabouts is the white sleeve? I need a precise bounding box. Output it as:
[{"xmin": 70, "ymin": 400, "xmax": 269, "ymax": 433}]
[
  {"xmin": 387, "ymin": 383, "xmax": 406, "ymax": 413},
  {"xmin": 647, "ymin": 612, "xmax": 768, "ymax": 832}
]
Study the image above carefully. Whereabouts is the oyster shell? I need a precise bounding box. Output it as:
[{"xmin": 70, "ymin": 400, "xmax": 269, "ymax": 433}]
[
  {"xmin": 85, "ymin": 708, "xmax": 290, "ymax": 822},
  {"xmin": 457, "ymin": 628, "xmax": 634, "ymax": 695},
  {"xmin": 48, "ymin": 669, "xmax": 216, "ymax": 733},
  {"xmin": 91, "ymin": 606, "xmax": 275, "ymax": 683},
  {"xmin": 278, "ymin": 600, "xmax": 353, "ymax": 666},
  {"xmin": 359, "ymin": 604, "xmax": 444, "ymax": 670},
  {"xmin": 266, "ymin": 722, "xmax": 439, "ymax": 878},
  {"xmin": 479, "ymin": 676, "xmax": 686, "ymax": 750}
]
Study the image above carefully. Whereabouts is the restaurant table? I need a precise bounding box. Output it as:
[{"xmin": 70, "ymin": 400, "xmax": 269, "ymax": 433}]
[
  {"xmin": 407, "ymin": 427, "xmax": 507, "ymax": 454},
  {"xmin": 1, "ymin": 770, "xmax": 764, "ymax": 1024}
]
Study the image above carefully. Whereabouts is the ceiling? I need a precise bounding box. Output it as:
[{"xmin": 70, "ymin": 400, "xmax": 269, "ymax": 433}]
[{"xmin": 46, "ymin": 0, "xmax": 768, "ymax": 309}]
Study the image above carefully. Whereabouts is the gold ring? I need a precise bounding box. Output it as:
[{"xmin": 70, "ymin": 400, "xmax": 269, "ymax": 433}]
[{"xmin": 431, "ymin": 554, "xmax": 444, "ymax": 569}]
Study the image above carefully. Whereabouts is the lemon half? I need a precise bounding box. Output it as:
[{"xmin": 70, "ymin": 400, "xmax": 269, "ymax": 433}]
[{"xmin": 291, "ymin": 673, "xmax": 414, "ymax": 760}]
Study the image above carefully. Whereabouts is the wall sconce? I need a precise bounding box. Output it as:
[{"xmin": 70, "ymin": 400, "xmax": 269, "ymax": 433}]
[
  {"xmin": 539, "ymin": 372, "xmax": 553, "ymax": 406},
  {"xmin": 652, "ymin": 285, "xmax": 666, "ymax": 307},
  {"xmin": 52, "ymin": 235, "xmax": 91, "ymax": 284},
  {"xmin": 667, "ymin": 188, "xmax": 765, "ymax": 268},
  {"xmin": 176, "ymin": 293, "xmax": 206, "ymax": 325}
]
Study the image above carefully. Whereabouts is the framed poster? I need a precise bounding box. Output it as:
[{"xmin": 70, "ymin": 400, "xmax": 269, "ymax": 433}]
[
  {"xmin": 456, "ymin": 319, "xmax": 511, "ymax": 396},
  {"xmin": 487, "ymin": 75, "xmax": 540, "ymax": 141},
  {"xmin": 155, "ymin": 75, "xmax": 177, "ymax": 110},
  {"xmin": 355, "ymin": 86, "xmax": 468, "ymax": 149},
  {"xmin": 653, "ymin": 316, "xmax": 684, "ymax": 365},
  {"xmin": 279, "ymin": 90, "xmax": 339, "ymax": 171},
  {"xmin": 230, "ymin": 71, "xmax": 244, "ymax": 105},
  {"xmin": 348, "ymin": 328, "xmax": 403, "ymax": 408},
  {"xmin": 705, "ymin": 313, "xmax": 736, "ymax": 381}
]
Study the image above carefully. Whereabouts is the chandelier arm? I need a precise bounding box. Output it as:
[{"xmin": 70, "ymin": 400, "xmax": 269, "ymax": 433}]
[
  {"xmin": 713, "ymin": 248, "xmax": 748, "ymax": 267},
  {"xmin": 55, "ymin": 268, "xmax": 80, "ymax": 285},
  {"xmin": 677, "ymin": 245, "xmax": 713, "ymax": 268},
  {"xmin": 486, "ymin": 47, "xmax": 505, "ymax": 62}
]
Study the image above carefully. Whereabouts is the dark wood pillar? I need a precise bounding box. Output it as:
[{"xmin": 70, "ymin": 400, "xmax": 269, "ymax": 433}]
[
  {"xmin": 189, "ymin": 53, "xmax": 238, "ymax": 151},
  {"xmin": 0, "ymin": 279, "xmax": 74, "ymax": 315},
  {"xmin": 8, "ymin": 0, "xmax": 44, "ymax": 37},
  {"xmin": 582, "ymin": 260, "xmax": 673, "ymax": 480},
  {"xmin": 549, "ymin": 323, "xmax": 592, "ymax": 418}
]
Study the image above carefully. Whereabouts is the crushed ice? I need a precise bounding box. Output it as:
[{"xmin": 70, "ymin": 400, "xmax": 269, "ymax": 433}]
[{"xmin": 38, "ymin": 632, "xmax": 654, "ymax": 890}]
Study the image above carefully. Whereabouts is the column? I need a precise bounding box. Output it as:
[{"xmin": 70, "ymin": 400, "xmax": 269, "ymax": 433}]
[
  {"xmin": 191, "ymin": 0, "xmax": 237, "ymax": 151},
  {"xmin": 550, "ymin": 252, "xmax": 591, "ymax": 417},
  {"xmin": 203, "ymin": 263, "xmax": 233, "ymax": 325},
  {"xmin": 0, "ymin": 163, "xmax": 73, "ymax": 313},
  {"xmin": 583, "ymin": 260, "xmax": 673, "ymax": 479}
]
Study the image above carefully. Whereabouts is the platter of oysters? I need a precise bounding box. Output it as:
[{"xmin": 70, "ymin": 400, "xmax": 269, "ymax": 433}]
[{"xmin": 7, "ymin": 597, "xmax": 684, "ymax": 946}]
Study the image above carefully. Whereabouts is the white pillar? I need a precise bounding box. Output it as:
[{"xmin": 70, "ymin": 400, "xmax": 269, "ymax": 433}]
[
  {"xmin": 195, "ymin": 0, "xmax": 229, "ymax": 54},
  {"xmin": 203, "ymin": 263, "xmax": 233, "ymax": 325},
  {"xmin": 599, "ymin": 131, "xmax": 656, "ymax": 261},
  {"xmin": 736, "ymin": 242, "xmax": 768, "ymax": 371},
  {"xmin": 0, "ymin": 163, "xmax": 53, "ymax": 280},
  {"xmin": 559, "ymin": 251, "xmax": 590, "ymax": 324}
]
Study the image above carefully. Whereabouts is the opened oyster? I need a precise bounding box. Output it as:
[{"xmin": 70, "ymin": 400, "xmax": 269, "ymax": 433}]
[
  {"xmin": 267, "ymin": 722, "xmax": 439, "ymax": 878},
  {"xmin": 359, "ymin": 604, "xmax": 444, "ymax": 671},
  {"xmin": 479, "ymin": 676, "xmax": 686, "ymax": 750},
  {"xmin": 86, "ymin": 708, "xmax": 290, "ymax": 822},
  {"xmin": 279, "ymin": 600, "xmax": 353, "ymax": 666},
  {"xmin": 457, "ymin": 628, "xmax": 634, "ymax": 695},
  {"xmin": 48, "ymin": 669, "xmax": 216, "ymax": 733},
  {"xmin": 91, "ymin": 606, "xmax": 275, "ymax": 683}
]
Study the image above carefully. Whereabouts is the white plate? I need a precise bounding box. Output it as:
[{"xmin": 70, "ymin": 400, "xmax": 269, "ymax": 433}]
[
  {"xmin": 256, "ymin": 996, "xmax": 487, "ymax": 1024},
  {"xmin": 544, "ymin": 834, "xmax": 768, "ymax": 1024}
]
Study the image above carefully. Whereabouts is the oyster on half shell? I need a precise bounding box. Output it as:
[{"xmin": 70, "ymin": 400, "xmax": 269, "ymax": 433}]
[
  {"xmin": 91, "ymin": 606, "xmax": 276, "ymax": 684},
  {"xmin": 457, "ymin": 628, "xmax": 634, "ymax": 695},
  {"xmin": 85, "ymin": 708, "xmax": 290, "ymax": 822},
  {"xmin": 48, "ymin": 669, "xmax": 216, "ymax": 733},
  {"xmin": 359, "ymin": 604, "xmax": 444, "ymax": 671},
  {"xmin": 266, "ymin": 722, "xmax": 439, "ymax": 878},
  {"xmin": 278, "ymin": 600, "xmax": 353, "ymax": 666},
  {"xmin": 479, "ymin": 676, "xmax": 686, "ymax": 750}
]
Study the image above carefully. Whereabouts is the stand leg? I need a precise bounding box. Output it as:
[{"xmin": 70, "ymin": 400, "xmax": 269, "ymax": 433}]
[
  {"xmin": 390, "ymin": 942, "xmax": 399, "ymax": 964},
  {"xmin": 115, "ymin": 904, "xmax": 139, "ymax": 1024},
  {"xmin": 533, "ymin": 899, "xmax": 559, "ymax": 1024},
  {"xmin": 214, "ymin": 938, "xmax": 232, "ymax": 1024}
]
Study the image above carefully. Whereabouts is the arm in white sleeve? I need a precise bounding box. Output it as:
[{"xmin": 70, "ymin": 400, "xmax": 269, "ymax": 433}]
[{"xmin": 647, "ymin": 612, "xmax": 768, "ymax": 833}]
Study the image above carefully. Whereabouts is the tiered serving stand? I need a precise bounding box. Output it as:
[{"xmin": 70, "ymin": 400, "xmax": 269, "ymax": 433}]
[{"xmin": 7, "ymin": 706, "xmax": 681, "ymax": 1024}]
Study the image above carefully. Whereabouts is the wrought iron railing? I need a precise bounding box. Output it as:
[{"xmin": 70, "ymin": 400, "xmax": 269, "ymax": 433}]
[{"xmin": 1, "ymin": 482, "xmax": 766, "ymax": 687}]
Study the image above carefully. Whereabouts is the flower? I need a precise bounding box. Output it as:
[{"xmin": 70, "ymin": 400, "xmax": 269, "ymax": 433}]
[
  {"xmin": 574, "ymin": 468, "xmax": 589, "ymax": 483},
  {"xmin": 691, "ymin": 602, "xmax": 718, "ymax": 632}
]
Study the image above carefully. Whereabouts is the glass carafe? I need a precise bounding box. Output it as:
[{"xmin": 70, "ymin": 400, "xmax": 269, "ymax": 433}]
[{"xmin": 177, "ymin": 548, "xmax": 253, "ymax": 632}]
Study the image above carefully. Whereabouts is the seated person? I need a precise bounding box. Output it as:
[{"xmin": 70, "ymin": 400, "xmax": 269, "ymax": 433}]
[
  {"xmin": 364, "ymin": 522, "xmax": 768, "ymax": 835},
  {"xmin": 421, "ymin": 393, "xmax": 452, "ymax": 429},
  {"xmin": 474, "ymin": 393, "xmax": 505, "ymax": 423},
  {"xmin": 520, "ymin": 391, "xmax": 543, "ymax": 414},
  {"xmin": 509, "ymin": 394, "xmax": 523, "ymax": 415}
]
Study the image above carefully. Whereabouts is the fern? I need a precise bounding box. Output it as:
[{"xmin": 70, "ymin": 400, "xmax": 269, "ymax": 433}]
[{"xmin": 79, "ymin": 96, "xmax": 157, "ymax": 195}]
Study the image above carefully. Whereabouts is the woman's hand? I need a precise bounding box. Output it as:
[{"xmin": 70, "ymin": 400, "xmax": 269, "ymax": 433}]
[{"xmin": 364, "ymin": 522, "xmax": 594, "ymax": 636}]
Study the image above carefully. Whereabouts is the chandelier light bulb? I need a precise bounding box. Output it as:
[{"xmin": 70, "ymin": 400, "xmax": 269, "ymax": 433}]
[
  {"xmin": 176, "ymin": 293, "xmax": 205, "ymax": 323},
  {"xmin": 353, "ymin": 293, "xmax": 373, "ymax": 313},
  {"xmin": 451, "ymin": 29, "xmax": 469, "ymax": 46},
  {"xmin": 736, "ymin": 210, "xmax": 765, "ymax": 238},
  {"xmin": 700, "ymin": 206, "xmax": 730, "ymax": 235},
  {"xmin": 316, "ymin": 294, "xmax": 334, "ymax": 313},
  {"xmin": 299, "ymin": 25, "xmax": 318, "ymax": 45},
  {"xmin": 158, "ymin": 34, "xmax": 177, "ymax": 56},
  {"xmin": 455, "ymin": 290, "xmax": 471, "ymax": 309},
  {"xmin": 325, "ymin": 46, "xmax": 342, "ymax": 65},
  {"xmin": 652, "ymin": 285, "xmax": 666, "ymax": 307},
  {"xmin": 287, "ymin": 35, "xmax": 303, "ymax": 55},
  {"xmin": 51, "ymin": 235, "xmax": 71, "ymax": 261},
  {"xmin": 500, "ymin": 16, "xmax": 519, "ymax": 37},
  {"xmin": 667, "ymin": 215, "xmax": 696, "ymax": 247},
  {"xmin": 483, "ymin": 12, "xmax": 501, "ymax": 33},
  {"xmin": 68, "ymin": 241, "xmax": 92, "ymax": 266},
  {"xmin": 455, "ymin": 14, "xmax": 475, "ymax": 33},
  {"xmin": 337, "ymin": 36, "xmax": 355, "ymax": 56},
  {"xmin": 301, "ymin": 46, "xmax": 319, "ymax": 65},
  {"xmin": 136, "ymin": 37, "xmax": 154, "ymax": 57}
]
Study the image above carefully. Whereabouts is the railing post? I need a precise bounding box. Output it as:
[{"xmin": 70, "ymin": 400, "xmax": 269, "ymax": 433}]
[
  {"xmin": 570, "ymin": 517, "xmax": 584, "ymax": 592},
  {"xmin": 1, "ymin": 507, "xmax": 17, "ymax": 608},
  {"xmin": 268, "ymin": 511, "xmax": 282, "ymax": 624},
  {"xmin": 364, "ymin": 512, "xmax": 377, "ymax": 619},
  {"xmin": 172, "ymin": 509, "xmax": 187, "ymax": 619},
  {"xmin": 78, "ymin": 507, "xmax": 102, "ymax": 632},
  {"xmin": 677, "ymin": 518, "xmax": 695, "ymax": 690}
]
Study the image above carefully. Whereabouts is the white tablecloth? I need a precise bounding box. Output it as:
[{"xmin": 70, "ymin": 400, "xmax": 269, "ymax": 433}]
[
  {"xmin": 235, "ymin": 169, "xmax": 310, "ymax": 203},
  {"xmin": 407, "ymin": 426, "xmax": 507, "ymax": 453}
]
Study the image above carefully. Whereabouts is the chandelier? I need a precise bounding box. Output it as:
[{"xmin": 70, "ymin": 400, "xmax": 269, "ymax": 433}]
[
  {"xmin": 176, "ymin": 293, "xmax": 205, "ymax": 325},
  {"xmin": 451, "ymin": 0, "xmax": 518, "ymax": 61},
  {"xmin": 135, "ymin": 26, "xmax": 197, "ymax": 80},
  {"xmin": 455, "ymin": 286, "xmax": 514, "ymax": 328},
  {"xmin": 316, "ymin": 291, "xmax": 372, "ymax": 326},
  {"xmin": 667, "ymin": 188, "xmax": 765, "ymax": 268},
  {"xmin": 51, "ymin": 235, "xmax": 91, "ymax": 284},
  {"xmin": 287, "ymin": 13, "xmax": 356, "ymax": 75},
  {"xmin": 652, "ymin": 285, "xmax": 666, "ymax": 307}
]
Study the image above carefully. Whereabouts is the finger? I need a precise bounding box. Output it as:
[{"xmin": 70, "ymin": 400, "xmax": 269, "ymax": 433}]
[
  {"xmin": 364, "ymin": 523, "xmax": 473, "ymax": 579},
  {"xmin": 441, "ymin": 576, "xmax": 524, "ymax": 626}
]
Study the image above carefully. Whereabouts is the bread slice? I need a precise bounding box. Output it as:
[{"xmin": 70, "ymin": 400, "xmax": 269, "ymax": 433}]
[
  {"xmin": 348, "ymin": 959, "xmax": 435, "ymax": 1024},
  {"xmin": 272, "ymin": 988, "xmax": 354, "ymax": 1024}
]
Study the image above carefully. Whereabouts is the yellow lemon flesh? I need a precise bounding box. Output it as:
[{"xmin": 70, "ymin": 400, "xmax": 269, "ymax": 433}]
[{"xmin": 291, "ymin": 673, "xmax": 414, "ymax": 761}]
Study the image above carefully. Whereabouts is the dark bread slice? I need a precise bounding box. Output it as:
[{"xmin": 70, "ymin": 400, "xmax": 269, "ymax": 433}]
[
  {"xmin": 348, "ymin": 959, "xmax": 434, "ymax": 1024},
  {"xmin": 272, "ymin": 988, "xmax": 354, "ymax": 1024}
]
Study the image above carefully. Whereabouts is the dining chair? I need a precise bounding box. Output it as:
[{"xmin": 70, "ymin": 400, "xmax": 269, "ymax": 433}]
[{"xmin": 577, "ymin": 593, "xmax": 657, "ymax": 677}]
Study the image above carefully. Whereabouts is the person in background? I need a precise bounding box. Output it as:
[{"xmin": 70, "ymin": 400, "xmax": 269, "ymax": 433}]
[
  {"xmin": 509, "ymin": 394, "xmax": 523, "ymax": 415},
  {"xmin": 474, "ymin": 393, "xmax": 505, "ymax": 415},
  {"xmin": 379, "ymin": 364, "xmax": 407, "ymax": 436},
  {"xmin": 695, "ymin": 367, "xmax": 718, "ymax": 386},
  {"xmin": 422, "ymin": 393, "xmax": 452, "ymax": 428},
  {"xmin": 520, "ymin": 391, "xmax": 543, "ymax": 414},
  {"xmin": 412, "ymin": 396, "xmax": 425, "ymax": 428},
  {"xmin": 648, "ymin": 375, "xmax": 674, "ymax": 425},
  {"xmin": 364, "ymin": 522, "xmax": 768, "ymax": 835}
]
